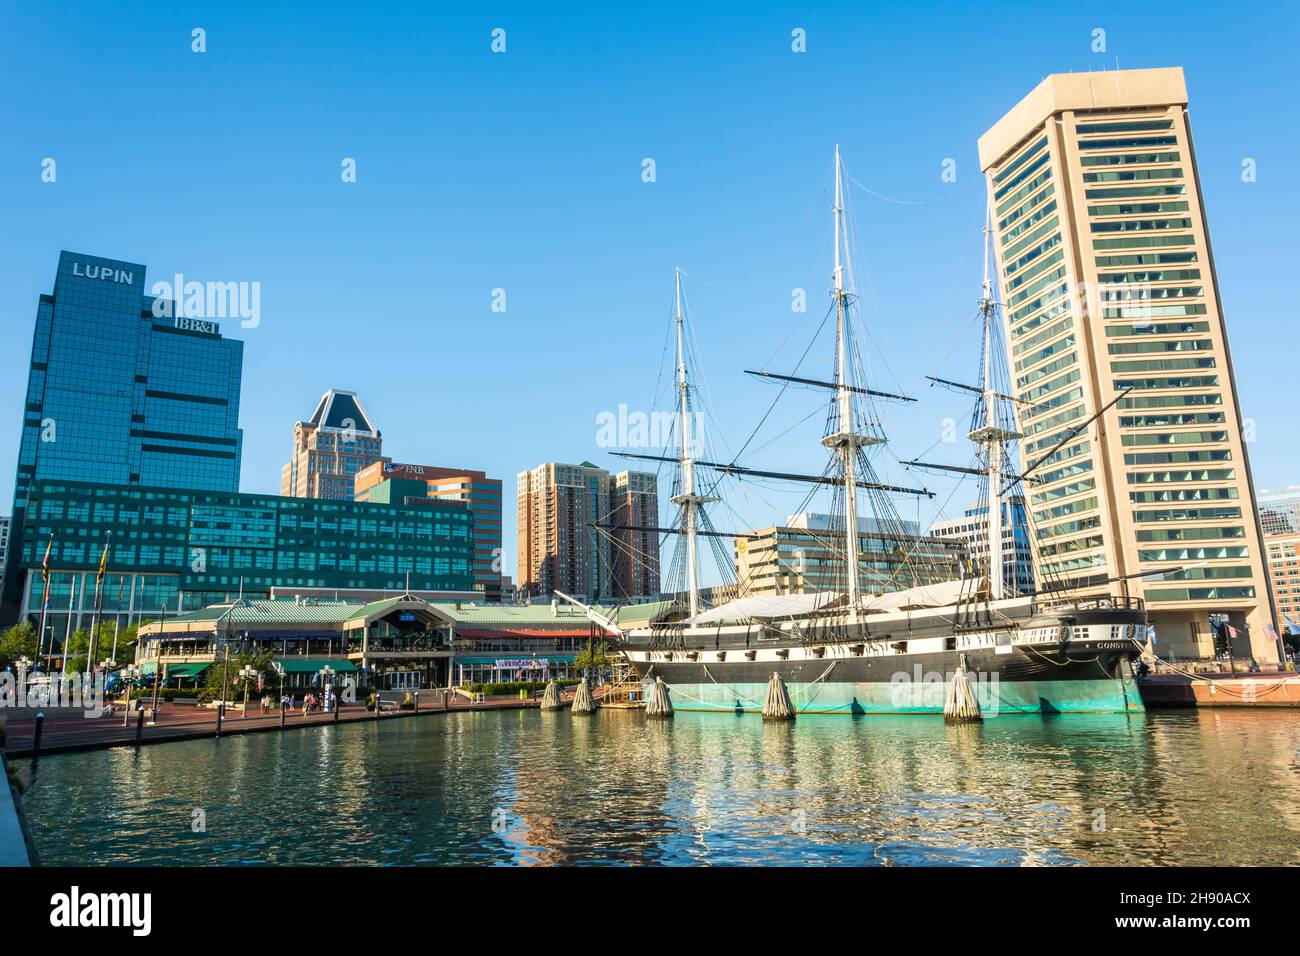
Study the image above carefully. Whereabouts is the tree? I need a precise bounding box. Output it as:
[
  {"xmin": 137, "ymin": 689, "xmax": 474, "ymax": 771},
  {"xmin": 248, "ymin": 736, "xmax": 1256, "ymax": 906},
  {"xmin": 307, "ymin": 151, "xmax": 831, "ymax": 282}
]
[
  {"xmin": 201, "ymin": 648, "xmax": 275, "ymax": 702},
  {"xmin": 574, "ymin": 638, "xmax": 612, "ymax": 687},
  {"xmin": 0, "ymin": 621, "xmax": 38, "ymax": 671},
  {"xmin": 61, "ymin": 628, "xmax": 91, "ymax": 674}
]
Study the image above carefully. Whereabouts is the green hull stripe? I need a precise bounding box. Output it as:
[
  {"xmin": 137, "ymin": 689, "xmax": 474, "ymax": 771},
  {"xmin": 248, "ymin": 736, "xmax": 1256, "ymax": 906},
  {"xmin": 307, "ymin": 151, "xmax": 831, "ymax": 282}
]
[{"xmin": 656, "ymin": 677, "xmax": 1142, "ymax": 715}]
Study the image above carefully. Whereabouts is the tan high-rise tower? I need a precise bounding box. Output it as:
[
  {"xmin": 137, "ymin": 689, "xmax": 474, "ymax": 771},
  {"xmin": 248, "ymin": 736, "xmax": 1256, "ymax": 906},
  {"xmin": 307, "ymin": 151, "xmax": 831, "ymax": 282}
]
[
  {"xmin": 516, "ymin": 462, "xmax": 660, "ymax": 602},
  {"xmin": 280, "ymin": 389, "xmax": 383, "ymax": 500},
  {"xmin": 517, "ymin": 462, "xmax": 613, "ymax": 601},
  {"xmin": 978, "ymin": 67, "xmax": 1277, "ymax": 662}
]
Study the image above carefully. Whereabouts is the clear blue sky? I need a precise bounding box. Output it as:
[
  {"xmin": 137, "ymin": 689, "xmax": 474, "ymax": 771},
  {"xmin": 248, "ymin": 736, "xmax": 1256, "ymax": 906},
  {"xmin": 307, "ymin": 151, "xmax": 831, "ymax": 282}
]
[{"xmin": 2, "ymin": 1, "xmax": 1297, "ymax": 580}]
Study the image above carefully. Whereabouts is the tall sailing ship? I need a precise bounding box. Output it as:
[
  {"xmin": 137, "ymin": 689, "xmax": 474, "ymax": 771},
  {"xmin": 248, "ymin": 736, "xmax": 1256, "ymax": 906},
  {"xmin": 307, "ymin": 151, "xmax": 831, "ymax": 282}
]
[{"xmin": 563, "ymin": 148, "xmax": 1147, "ymax": 716}]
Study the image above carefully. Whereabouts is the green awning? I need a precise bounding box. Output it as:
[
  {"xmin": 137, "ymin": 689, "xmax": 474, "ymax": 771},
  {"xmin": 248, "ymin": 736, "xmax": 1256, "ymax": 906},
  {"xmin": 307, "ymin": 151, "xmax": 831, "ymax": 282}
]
[
  {"xmin": 276, "ymin": 658, "xmax": 357, "ymax": 674},
  {"xmin": 163, "ymin": 663, "xmax": 211, "ymax": 678}
]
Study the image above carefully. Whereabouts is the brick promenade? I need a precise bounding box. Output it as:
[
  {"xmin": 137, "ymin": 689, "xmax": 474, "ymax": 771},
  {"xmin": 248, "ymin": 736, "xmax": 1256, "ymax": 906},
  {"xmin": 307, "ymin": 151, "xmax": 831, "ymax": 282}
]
[{"xmin": 1, "ymin": 687, "xmax": 588, "ymax": 759}]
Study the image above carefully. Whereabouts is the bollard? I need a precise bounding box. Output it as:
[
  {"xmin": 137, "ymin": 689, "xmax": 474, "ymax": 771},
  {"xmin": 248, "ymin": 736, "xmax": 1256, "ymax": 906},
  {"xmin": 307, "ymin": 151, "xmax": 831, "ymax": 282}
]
[
  {"xmin": 279, "ymin": 700, "xmax": 286, "ymax": 729},
  {"xmin": 443, "ymin": 690, "xmax": 449, "ymax": 712},
  {"xmin": 215, "ymin": 703, "xmax": 224, "ymax": 738},
  {"xmin": 30, "ymin": 712, "xmax": 45, "ymax": 765},
  {"xmin": 413, "ymin": 691, "xmax": 419, "ymax": 714},
  {"xmin": 374, "ymin": 693, "xmax": 381, "ymax": 721},
  {"xmin": 135, "ymin": 706, "xmax": 145, "ymax": 745}
]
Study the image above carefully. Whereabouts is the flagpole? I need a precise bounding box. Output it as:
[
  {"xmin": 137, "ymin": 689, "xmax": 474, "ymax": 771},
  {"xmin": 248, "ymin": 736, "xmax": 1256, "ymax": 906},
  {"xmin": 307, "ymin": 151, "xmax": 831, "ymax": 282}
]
[
  {"xmin": 37, "ymin": 534, "xmax": 53, "ymax": 671},
  {"xmin": 61, "ymin": 573, "xmax": 77, "ymax": 678},
  {"xmin": 87, "ymin": 532, "xmax": 112, "ymax": 678},
  {"xmin": 110, "ymin": 572, "xmax": 126, "ymax": 665}
]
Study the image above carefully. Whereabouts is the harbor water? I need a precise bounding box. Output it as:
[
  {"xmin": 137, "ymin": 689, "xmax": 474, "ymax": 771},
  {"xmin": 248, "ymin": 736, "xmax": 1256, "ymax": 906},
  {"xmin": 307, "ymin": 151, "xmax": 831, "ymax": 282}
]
[{"xmin": 16, "ymin": 707, "xmax": 1300, "ymax": 866}]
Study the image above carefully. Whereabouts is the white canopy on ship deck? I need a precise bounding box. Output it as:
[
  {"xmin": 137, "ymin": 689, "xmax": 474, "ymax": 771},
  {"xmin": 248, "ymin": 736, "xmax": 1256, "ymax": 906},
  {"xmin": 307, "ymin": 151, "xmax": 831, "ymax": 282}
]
[
  {"xmin": 861, "ymin": 578, "xmax": 967, "ymax": 611},
  {"xmin": 687, "ymin": 591, "xmax": 843, "ymax": 625},
  {"xmin": 686, "ymin": 578, "xmax": 967, "ymax": 625}
]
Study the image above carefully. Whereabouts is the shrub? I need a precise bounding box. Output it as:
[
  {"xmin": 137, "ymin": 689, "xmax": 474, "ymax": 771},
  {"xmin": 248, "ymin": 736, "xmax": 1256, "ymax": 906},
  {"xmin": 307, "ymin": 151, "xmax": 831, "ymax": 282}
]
[
  {"xmin": 464, "ymin": 679, "xmax": 580, "ymax": 697},
  {"xmin": 128, "ymin": 687, "xmax": 207, "ymax": 703}
]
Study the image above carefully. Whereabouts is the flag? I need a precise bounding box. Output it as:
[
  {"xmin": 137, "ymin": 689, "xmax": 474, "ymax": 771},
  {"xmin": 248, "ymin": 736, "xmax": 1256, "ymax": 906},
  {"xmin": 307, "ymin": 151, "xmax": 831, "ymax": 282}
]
[
  {"xmin": 40, "ymin": 535, "xmax": 52, "ymax": 585},
  {"xmin": 96, "ymin": 538, "xmax": 110, "ymax": 584},
  {"xmin": 1285, "ymin": 614, "xmax": 1300, "ymax": 637},
  {"xmin": 1226, "ymin": 624, "xmax": 1241, "ymax": 640},
  {"xmin": 257, "ymin": 672, "xmax": 265, "ymax": 693},
  {"xmin": 1146, "ymin": 625, "xmax": 1157, "ymax": 644}
]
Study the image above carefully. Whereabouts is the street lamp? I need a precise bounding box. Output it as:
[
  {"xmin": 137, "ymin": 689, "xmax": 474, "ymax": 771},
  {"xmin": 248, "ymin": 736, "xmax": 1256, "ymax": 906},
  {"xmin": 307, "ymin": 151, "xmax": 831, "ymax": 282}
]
[
  {"xmin": 120, "ymin": 664, "xmax": 142, "ymax": 726},
  {"xmin": 319, "ymin": 665, "xmax": 335, "ymax": 712},
  {"xmin": 238, "ymin": 664, "xmax": 257, "ymax": 718},
  {"xmin": 99, "ymin": 658, "xmax": 117, "ymax": 694}
]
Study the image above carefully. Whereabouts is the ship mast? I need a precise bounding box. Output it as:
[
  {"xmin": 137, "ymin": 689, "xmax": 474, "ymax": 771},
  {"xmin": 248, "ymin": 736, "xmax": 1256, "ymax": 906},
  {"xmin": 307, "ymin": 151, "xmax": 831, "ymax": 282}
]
[
  {"xmin": 820, "ymin": 146, "xmax": 882, "ymax": 610},
  {"xmin": 968, "ymin": 206, "xmax": 1022, "ymax": 601},
  {"xmin": 670, "ymin": 268, "xmax": 716, "ymax": 618}
]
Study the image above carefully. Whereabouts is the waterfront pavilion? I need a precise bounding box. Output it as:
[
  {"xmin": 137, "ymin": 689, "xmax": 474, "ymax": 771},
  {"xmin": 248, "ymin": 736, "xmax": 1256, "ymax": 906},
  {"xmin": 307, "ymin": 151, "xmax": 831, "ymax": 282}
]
[
  {"xmin": 135, "ymin": 595, "xmax": 456, "ymax": 691},
  {"xmin": 434, "ymin": 599, "xmax": 674, "ymax": 685}
]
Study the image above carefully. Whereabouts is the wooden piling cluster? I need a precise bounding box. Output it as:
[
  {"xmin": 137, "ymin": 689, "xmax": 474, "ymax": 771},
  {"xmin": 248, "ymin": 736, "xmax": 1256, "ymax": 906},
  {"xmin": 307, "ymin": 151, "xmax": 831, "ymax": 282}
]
[
  {"xmin": 943, "ymin": 663, "xmax": 982, "ymax": 723},
  {"xmin": 570, "ymin": 680, "xmax": 597, "ymax": 715},
  {"xmin": 540, "ymin": 680, "xmax": 565, "ymax": 711},
  {"xmin": 762, "ymin": 672, "xmax": 795, "ymax": 720},
  {"xmin": 645, "ymin": 677, "xmax": 674, "ymax": 719}
]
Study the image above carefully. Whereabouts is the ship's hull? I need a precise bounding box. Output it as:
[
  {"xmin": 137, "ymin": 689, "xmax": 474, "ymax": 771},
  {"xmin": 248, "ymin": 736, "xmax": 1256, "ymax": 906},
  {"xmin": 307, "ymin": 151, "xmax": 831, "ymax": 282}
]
[
  {"xmin": 626, "ymin": 649, "xmax": 1141, "ymax": 715},
  {"xmin": 619, "ymin": 597, "xmax": 1146, "ymax": 716}
]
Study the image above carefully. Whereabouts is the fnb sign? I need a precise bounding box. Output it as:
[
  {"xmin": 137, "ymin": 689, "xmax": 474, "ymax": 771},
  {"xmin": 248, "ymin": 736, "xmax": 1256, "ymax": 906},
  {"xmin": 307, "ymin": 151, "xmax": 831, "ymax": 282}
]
[
  {"xmin": 385, "ymin": 463, "xmax": 427, "ymax": 476},
  {"xmin": 72, "ymin": 261, "xmax": 134, "ymax": 285}
]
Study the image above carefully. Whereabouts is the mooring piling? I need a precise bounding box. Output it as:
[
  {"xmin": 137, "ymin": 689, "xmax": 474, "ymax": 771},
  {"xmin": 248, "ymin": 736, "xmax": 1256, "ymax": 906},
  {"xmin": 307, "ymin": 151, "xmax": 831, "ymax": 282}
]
[
  {"xmin": 570, "ymin": 680, "xmax": 597, "ymax": 715},
  {"xmin": 540, "ymin": 680, "xmax": 565, "ymax": 711},
  {"xmin": 944, "ymin": 661, "xmax": 983, "ymax": 723},
  {"xmin": 645, "ymin": 677, "xmax": 674, "ymax": 719},
  {"xmin": 762, "ymin": 672, "xmax": 795, "ymax": 720}
]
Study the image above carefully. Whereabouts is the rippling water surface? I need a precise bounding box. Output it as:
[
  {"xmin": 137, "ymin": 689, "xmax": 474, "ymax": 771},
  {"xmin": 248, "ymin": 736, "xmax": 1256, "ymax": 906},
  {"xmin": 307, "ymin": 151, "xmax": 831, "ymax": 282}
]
[{"xmin": 16, "ymin": 708, "xmax": 1300, "ymax": 866}]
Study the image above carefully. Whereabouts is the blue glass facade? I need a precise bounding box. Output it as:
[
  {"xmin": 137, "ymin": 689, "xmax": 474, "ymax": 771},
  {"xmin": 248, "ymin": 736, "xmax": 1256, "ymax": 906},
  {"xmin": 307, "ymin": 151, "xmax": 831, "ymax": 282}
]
[
  {"xmin": 3, "ymin": 252, "xmax": 244, "ymax": 617},
  {"xmin": 14, "ymin": 480, "xmax": 475, "ymax": 634}
]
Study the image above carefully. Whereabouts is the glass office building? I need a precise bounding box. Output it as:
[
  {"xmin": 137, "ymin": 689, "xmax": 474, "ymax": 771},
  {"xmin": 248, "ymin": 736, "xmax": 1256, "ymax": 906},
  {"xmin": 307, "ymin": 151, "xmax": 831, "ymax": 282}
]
[
  {"xmin": 1258, "ymin": 486, "xmax": 1300, "ymax": 536},
  {"xmin": 3, "ymin": 252, "xmax": 244, "ymax": 618},
  {"xmin": 13, "ymin": 479, "xmax": 475, "ymax": 638}
]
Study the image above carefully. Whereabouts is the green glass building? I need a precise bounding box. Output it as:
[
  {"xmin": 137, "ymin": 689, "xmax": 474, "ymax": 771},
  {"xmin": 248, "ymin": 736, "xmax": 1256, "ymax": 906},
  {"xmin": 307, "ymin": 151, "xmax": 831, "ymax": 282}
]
[{"xmin": 15, "ymin": 479, "xmax": 476, "ymax": 639}]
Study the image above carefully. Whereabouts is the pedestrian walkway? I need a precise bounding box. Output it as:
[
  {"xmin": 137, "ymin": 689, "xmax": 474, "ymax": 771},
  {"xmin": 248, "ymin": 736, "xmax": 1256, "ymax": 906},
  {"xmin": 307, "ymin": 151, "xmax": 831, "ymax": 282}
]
[{"xmin": 1, "ymin": 686, "xmax": 587, "ymax": 759}]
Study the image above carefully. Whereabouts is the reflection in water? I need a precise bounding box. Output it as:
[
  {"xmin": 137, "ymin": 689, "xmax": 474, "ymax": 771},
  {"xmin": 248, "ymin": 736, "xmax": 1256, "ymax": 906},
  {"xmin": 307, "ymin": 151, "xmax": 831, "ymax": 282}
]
[{"xmin": 16, "ymin": 708, "xmax": 1300, "ymax": 866}]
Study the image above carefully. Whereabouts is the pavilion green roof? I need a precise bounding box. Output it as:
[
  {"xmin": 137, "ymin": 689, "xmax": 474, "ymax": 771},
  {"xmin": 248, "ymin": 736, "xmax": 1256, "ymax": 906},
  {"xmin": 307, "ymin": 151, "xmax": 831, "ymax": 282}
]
[{"xmin": 142, "ymin": 596, "xmax": 677, "ymax": 634}]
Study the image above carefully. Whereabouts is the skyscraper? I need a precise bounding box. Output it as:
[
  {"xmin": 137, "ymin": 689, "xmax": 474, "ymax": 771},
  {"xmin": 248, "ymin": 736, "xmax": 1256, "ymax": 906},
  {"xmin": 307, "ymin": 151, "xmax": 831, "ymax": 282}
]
[
  {"xmin": 979, "ymin": 68, "xmax": 1276, "ymax": 661},
  {"xmin": 517, "ymin": 461, "xmax": 614, "ymax": 601},
  {"xmin": 3, "ymin": 251, "xmax": 244, "ymax": 620},
  {"xmin": 609, "ymin": 470, "xmax": 660, "ymax": 600},
  {"xmin": 280, "ymin": 389, "xmax": 383, "ymax": 500}
]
